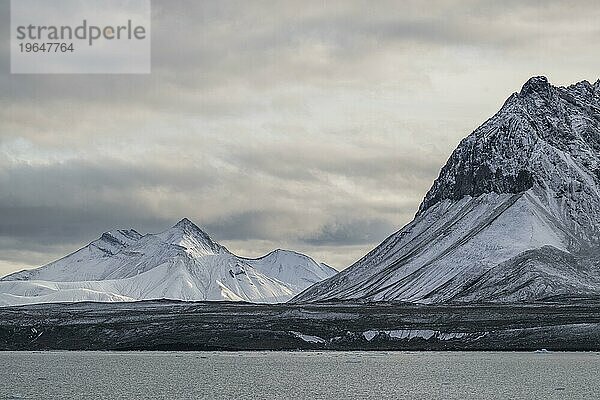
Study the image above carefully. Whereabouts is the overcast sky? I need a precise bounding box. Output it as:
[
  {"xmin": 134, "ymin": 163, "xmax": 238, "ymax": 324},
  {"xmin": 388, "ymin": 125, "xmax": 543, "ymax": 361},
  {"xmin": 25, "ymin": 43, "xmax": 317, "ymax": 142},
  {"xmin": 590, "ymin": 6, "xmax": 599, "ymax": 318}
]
[{"xmin": 1, "ymin": 0, "xmax": 600, "ymax": 275}]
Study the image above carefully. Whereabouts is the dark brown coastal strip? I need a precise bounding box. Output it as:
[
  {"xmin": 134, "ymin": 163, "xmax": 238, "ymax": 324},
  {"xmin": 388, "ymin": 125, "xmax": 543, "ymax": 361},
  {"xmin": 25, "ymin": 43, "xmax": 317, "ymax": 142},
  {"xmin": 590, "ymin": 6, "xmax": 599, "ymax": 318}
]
[{"xmin": 1, "ymin": 300, "xmax": 600, "ymax": 351}]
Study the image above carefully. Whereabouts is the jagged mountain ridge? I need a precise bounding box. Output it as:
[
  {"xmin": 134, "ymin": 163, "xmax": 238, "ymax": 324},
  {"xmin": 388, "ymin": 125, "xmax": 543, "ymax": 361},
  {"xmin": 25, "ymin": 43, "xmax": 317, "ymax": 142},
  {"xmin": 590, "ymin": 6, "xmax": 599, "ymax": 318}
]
[
  {"xmin": 0, "ymin": 218, "xmax": 337, "ymax": 306},
  {"xmin": 419, "ymin": 76, "xmax": 600, "ymax": 242},
  {"xmin": 293, "ymin": 76, "xmax": 600, "ymax": 304}
]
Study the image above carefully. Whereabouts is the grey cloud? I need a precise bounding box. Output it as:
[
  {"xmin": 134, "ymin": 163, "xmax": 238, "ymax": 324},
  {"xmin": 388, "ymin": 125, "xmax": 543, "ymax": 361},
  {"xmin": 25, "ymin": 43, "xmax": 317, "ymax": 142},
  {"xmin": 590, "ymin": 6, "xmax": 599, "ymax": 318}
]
[
  {"xmin": 0, "ymin": 159, "xmax": 218, "ymax": 205},
  {"xmin": 301, "ymin": 218, "xmax": 397, "ymax": 246},
  {"xmin": 204, "ymin": 210, "xmax": 302, "ymax": 242},
  {"xmin": 229, "ymin": 141, "xmax": 443, "ymax": 185},
  {"xmin": 3, "ymin": 0, "xmax": 596, "ymax": 108},
  {"xmin": 0, "ymin": 205, "xmax": 167, "ymax": 244},
  {"xmin": 0, "ymin": 159, "xmax": 217, "ymax": 246},
  {"xmin": 0, "ymin": 152, "xmax": 420, "ymax": 262}
]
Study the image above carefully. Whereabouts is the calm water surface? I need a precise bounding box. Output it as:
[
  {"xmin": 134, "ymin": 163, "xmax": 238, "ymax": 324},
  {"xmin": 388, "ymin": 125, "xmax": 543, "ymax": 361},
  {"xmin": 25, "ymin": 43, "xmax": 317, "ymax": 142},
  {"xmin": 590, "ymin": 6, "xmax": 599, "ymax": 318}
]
[{"xmin": 1, "ymin": 351, "xmax": 600, "ymax": 399}]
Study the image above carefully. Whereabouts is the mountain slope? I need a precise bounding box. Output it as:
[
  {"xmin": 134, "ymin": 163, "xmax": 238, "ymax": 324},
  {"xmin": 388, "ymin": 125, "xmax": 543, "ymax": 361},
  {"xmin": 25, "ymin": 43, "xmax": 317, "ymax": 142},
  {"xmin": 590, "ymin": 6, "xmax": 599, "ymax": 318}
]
[
  {"xmin": 293, "ymin": 76, "xmax": 600, "ymax": 304},
  {"xmin": 0, "ymin": 219, "xmax": 336, "ymax": 306}
]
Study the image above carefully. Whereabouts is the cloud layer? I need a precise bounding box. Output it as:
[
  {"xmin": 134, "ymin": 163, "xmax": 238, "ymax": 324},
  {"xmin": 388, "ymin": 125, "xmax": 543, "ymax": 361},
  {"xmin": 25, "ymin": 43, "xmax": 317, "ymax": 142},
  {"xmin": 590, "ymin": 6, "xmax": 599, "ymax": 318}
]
[{"xmin": 2, "ymin": 0, "xmax": 600, "ymax": 274}]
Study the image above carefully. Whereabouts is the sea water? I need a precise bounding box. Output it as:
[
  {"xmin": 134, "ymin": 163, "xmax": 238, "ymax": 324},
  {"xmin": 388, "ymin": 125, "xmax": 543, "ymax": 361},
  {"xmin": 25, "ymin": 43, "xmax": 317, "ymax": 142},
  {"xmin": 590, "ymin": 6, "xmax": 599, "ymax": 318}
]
[{"xmin": 1, "ymin": 351, "xmax": 599, "ymax": 399}]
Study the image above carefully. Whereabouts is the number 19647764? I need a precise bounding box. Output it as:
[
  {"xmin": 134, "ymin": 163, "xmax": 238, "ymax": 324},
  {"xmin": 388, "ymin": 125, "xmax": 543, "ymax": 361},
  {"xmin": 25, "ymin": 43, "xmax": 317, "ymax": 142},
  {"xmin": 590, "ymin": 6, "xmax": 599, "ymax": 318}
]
[{"xmin": 19, "ymin": 42, "xmax": 74, "ymax": 53}]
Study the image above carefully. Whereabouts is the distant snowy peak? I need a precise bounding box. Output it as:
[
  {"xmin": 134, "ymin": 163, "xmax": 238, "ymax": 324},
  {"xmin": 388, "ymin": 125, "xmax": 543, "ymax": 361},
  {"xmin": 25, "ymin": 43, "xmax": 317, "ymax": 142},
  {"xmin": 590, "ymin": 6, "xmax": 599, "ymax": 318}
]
[
  {"xmin": 0, "ymin": 218, "xmax": 337, "ymax": 305},
  {"xmin": 246, "ymin": 249, "xmax": 338, "ymax": 292},
  {"xmin": 155, "ymin": 218, "xmax": 228, "ymax": 256}
]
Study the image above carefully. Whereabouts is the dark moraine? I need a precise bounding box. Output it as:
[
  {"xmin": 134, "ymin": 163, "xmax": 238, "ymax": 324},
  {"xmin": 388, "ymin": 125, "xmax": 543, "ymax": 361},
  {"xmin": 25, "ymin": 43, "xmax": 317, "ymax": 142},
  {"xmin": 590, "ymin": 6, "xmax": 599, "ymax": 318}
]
[{"xmin": 1, "ymin": 300, "xmax": 600, "ymax": 351}]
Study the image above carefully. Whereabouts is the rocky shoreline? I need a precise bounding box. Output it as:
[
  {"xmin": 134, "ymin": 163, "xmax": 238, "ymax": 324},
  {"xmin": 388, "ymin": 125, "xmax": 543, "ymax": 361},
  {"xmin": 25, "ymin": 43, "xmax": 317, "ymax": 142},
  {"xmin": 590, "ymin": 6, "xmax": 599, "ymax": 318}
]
[{"xmin": 2, "ymin": 300, "xmax": 600, "ymax": 351}]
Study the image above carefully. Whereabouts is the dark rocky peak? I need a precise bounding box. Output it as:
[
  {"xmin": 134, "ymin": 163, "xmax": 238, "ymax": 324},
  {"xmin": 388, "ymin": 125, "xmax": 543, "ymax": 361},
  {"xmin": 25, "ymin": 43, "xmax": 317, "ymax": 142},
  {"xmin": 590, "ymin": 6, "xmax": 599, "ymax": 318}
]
[
  {"xmin": 417, "ymin": 76, "xmax": 600, "ymax": 215},
  {"xmin": 569, "ymin": 79, "xmax": 593, "ymax": 91},
  {"xmin": 520, "ymin": 76, "xmax": 551, "ymax": 97},
  {"xmin": 518, "ymin": 77, "xmax": 600, "ymax": 114}
]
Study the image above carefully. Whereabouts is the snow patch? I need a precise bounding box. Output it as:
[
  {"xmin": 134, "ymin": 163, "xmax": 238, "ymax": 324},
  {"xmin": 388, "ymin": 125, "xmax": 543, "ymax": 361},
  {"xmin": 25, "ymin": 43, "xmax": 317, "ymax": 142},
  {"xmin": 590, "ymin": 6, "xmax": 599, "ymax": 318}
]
[
  {"xmin": 362, "ymin": 329, "xmax": 483, "ymax": 342},
  {"xmin": 290, "ymin": 331, "xmax": 326, "ymax": 344}
]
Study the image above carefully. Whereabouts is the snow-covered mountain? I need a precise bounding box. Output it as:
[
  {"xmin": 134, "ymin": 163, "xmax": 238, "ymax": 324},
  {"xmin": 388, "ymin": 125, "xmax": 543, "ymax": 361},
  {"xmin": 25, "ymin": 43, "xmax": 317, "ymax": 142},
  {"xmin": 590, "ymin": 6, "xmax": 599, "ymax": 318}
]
[
  {"xmin": 294, "ymin": 76, "xmax": 600, "ymax": 304},
  {"xmin": 0, "ymin": 218, "xmax": 336, "ymax": 306}
]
